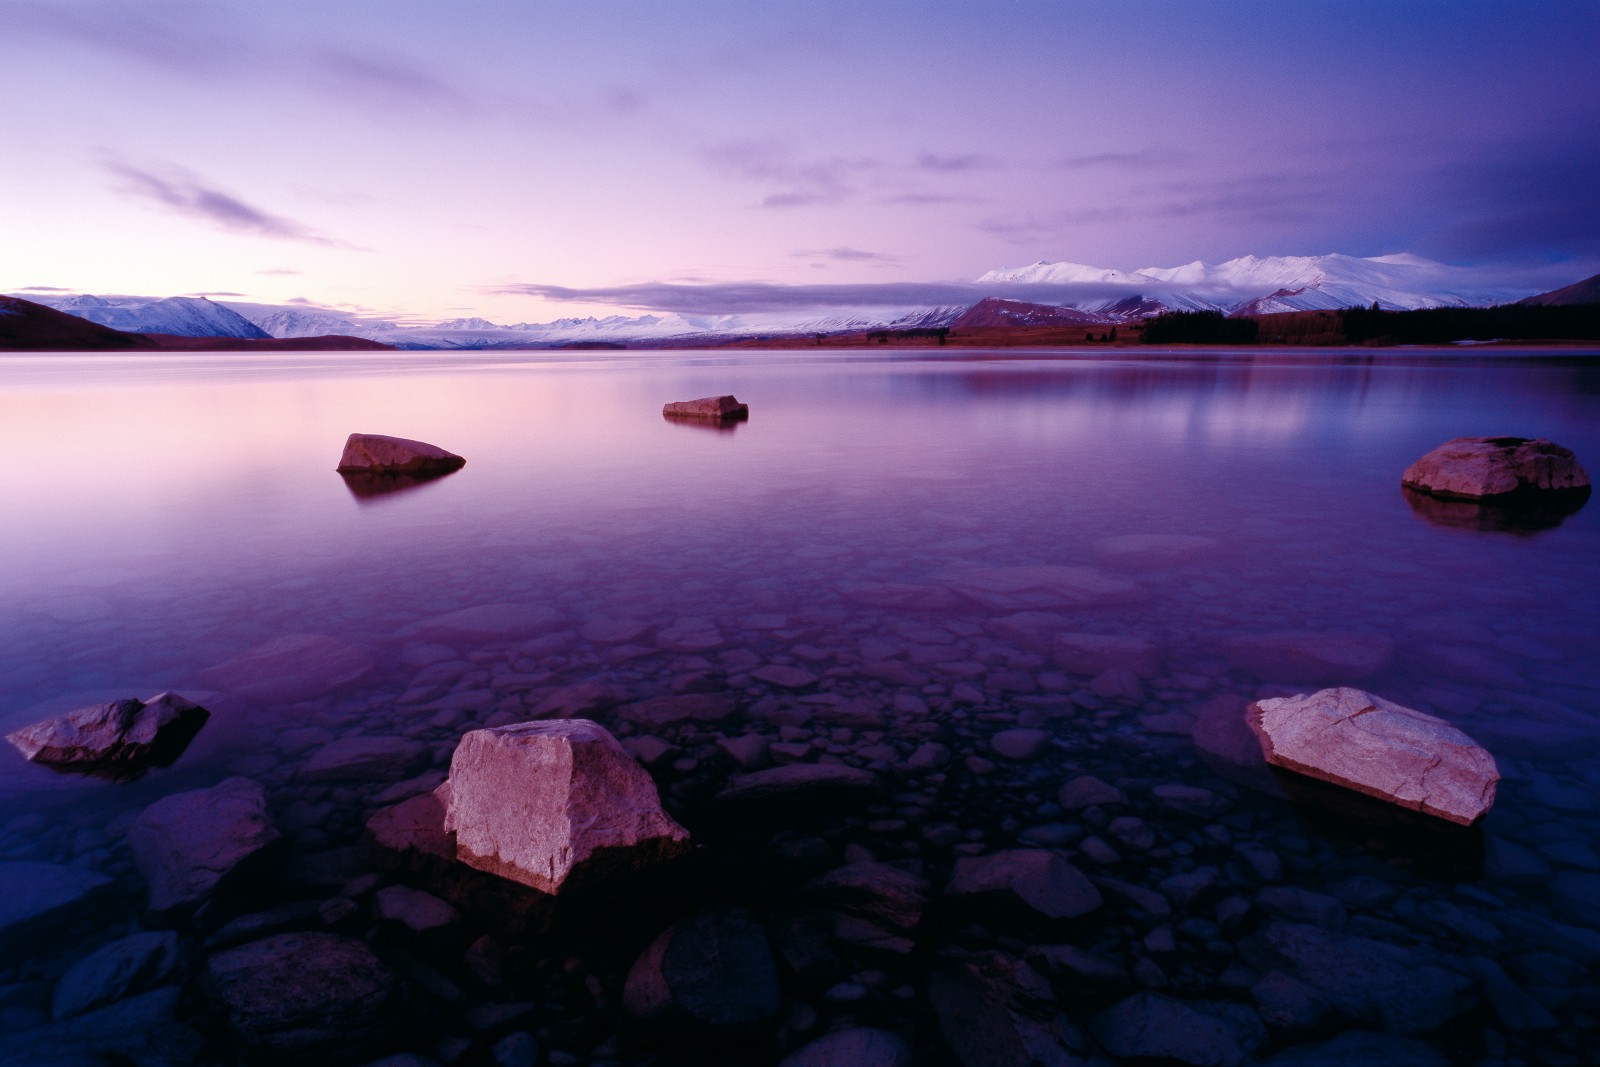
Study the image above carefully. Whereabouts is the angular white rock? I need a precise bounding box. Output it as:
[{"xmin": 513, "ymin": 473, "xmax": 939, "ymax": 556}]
[
  {"xmin": 1249, "ymin": 687, "xmax": 1499, "ymax": 825},
  {"xmin": 443, "ymin": 718, "xmax": 689, "ymax": 893}
]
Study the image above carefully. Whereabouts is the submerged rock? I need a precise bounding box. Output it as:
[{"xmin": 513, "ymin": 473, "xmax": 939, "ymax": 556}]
[
  {"xmin": 662, "ymin": 395, "xmax": 749, "ymax": 421},
  {"xmin": 442, "ymin": 718, "xmax": 689, "ymax": 893},
  {"xmin": 52, "ymin": 930, "xmax": 181, "ymax": 1020},
  {"xmin": 128, "ymin": 776, "xmax": 282, "ymax": 917},
  {"xmin": 1249, "ymin": 687, "xmax": 1499, "ymax": 826},
  {"xmin": 5, "ymin": 692, "xmax": 208, "ymax": 779},
  {"xmin": 717, "ymin": 763, "xmax": 882, "ymax": 808},
  {"xmin": 1090, "ymin": 991, "xmax": 1266, "ymax": 1067},
  {"xmin": 336, "ymin": 432, "xmax": 466, "ymax": 474},
  {"xmin": 0, "ymin": 861, "xmax": 115, "ymax": 953},
  {"xmin": 623, "ymin": 908, "xmax": 780, "ymax": 1034},
  {"xmin": 946, "ymin": 849, "xmax": 1103, "ymax": 920},
  {"xmin": 779, "ymin": 1027, "xmax": 913, "ymax": 1067},
  {"xmin": 1402, "ymin": 436, "xmax": 1589, "ymax": 500},
  {"xmin": 206, "ymin": 931, "xmax": 401, "ymax": 1059},
  {"xmin": 202, "ymin": 633, "xmax": 373, "ymax": 701}
]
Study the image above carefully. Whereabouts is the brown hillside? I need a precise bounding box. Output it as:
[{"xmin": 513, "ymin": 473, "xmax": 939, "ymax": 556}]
[
  {"xmin": 0, "ymin": 295, "xmax": 158, "ymax": 350},
  {"xmin": 1519, "ymin": 272, "xmax": 1600, "ymax": 306},
  {"xmin": 951, "ymin": 297, "xmax": 1102, "ymax": 329}
]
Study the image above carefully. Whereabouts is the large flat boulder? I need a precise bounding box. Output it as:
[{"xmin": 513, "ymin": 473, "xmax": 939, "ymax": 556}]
[
  {"xmin": 336, "ymin": 432, "xmax": 465, "ymax": 474},
  {"xmin": 1402, "ymin": 437, "xmax": 1588, "ymax": 500},
  {"xmin": 128, "ymin": 777, "xmax": 283, "ymax": 917},
  {"xmin": 1224, "ymin": 631, "xmax": 1392, "ymax": 684},
  {"xmin": 662, "ymin": 395, "xmax": 749, "ymax": 420},
  {"xmin": 6, "ymin": 692, "xmax": 208, "ymax": 779},
  {"xmin": 442, "ymin": 718, "xmax": 690, "ymax": 893},
  {"xmin": 1248, "ymin": 688, "xmax": 1499, "ymax": 826}
]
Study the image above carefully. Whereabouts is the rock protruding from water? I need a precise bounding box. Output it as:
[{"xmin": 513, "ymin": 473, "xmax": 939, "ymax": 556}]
[
  {"xmin": 336, "ymin": 432, "xmax": 466, "ymax": 474},
  {"xmin": 662, "ymin": 395, "xmax": 749, "ymax": 421},
  {"xmin": 1249, "ymin": 687, "xmax": 1499, "ymax": 826},
  {"xmin": 5, "ymin": 692, "xmax": 209, "ymax": 779},
  {"xmin": 623, "ymin": 908, "xmax": 781, "ymax": 1034},
  {"xmin": 128, "ymin": 777, "xmax": 283, "ymax": 917},
  {"xmin": 442, "ymin": 718, "xmax": 690, "ymax": 893},
  {"xmin": 205, "ymin": 931, "xmax": 401, "ymax": 1059},
  {"xmin": 1402, "ymin": 436, "xmax": 1589, "ymax": 500}
]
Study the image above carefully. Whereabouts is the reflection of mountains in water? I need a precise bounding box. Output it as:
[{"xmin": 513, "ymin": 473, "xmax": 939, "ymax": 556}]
[
  {"xmin": 1402, "ymin": 484, "xmax": 1590, "ymax": 535},
  {"xmin": 340, "ymin": 468, "xmax": 462, "ymax": 503}
]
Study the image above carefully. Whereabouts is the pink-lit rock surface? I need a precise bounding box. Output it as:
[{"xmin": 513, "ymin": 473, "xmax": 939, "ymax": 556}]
[
  {"xmin": 443, "ymin": 718, "xmax": 689, "ymax": 893},
  {"xmin": 662, "ymin": 395, "xmax": 748, "ymax": 420},
  {"xmin": 1248, "ymin": 687, "xmax": 1499, "ymax": 825},
  {"xmin": 6, "ymin": 692, "xmax": 208, "ymax": 775},
  {"xmin": 1402, "ymin": 437, "xmax": 1588, "ymax": 500},
  {"xmin": 336, "ymin": 432, "xmax": 466, "ymax": 474}
]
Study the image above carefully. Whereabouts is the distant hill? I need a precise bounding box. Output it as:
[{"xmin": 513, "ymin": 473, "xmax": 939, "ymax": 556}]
[
  {"xmin": 0, "ymin": 295, "xmax": 392, "ymax": 352},
  {"xmin": 0, "ymin": 295, "xmax": 158, "ymax": 350},
  {"xmin": 27, "ymin": 293, "xmax": 270, "ymax": 338},
  {"xmin": 1519, "ymin": 272, "xmax": 1600, "ymax": 306},
  {"xmin": 951, "ymin": 297, "xmax": 1101, "ymax": 329}
]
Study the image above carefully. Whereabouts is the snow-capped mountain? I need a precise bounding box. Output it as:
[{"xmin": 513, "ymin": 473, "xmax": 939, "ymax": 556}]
[
  {"xmin": 25, "ymin": 294, "xmax": 269, "ymax": 339},
  {"xmin": 978, "ymin": 253, "xmax": 1532, "ymax": 317}
]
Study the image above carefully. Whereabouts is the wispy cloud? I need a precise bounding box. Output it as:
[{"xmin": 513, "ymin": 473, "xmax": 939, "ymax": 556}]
[
  {"xmin": 792, "ymin": 247, "xmax": 901, "ymax": 264},
  {"xmin": 914, "ymin": 152, "xmax": 993, "ymax": 174},
  {"xmin": 15, "ymin": 285, "xmax": 74, "ymax": 292},
  {"xmin": 104, "ymin": 161, "xmax": 360, "ymax": 248},
  {"xmin": 1051, "ymin": 148, "xmax": 1188, "ymax": 170},
  {"xmin": 699, "ymin": 140, "xmax": 878, "ymax": 209},
  {"xmin": 7, "ymin": 0, "xmax": 222, "ymax": 73},
  {"xmin": 312, "ymin": 49, "xmax": 475, "ymax": 115},
  {"xmin": 255, "ymin": 268, "xmax": 303, "ymax": 276}
]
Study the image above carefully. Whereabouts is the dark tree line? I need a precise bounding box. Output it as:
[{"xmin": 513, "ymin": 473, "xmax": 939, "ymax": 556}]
[
  {"xmin": 1141, "ymin": 310, "xmax": 1259, "ymax": 344},
  {"xmin": 1339, "ymin": 303, "xmax": 1600, "ymax": 344}
]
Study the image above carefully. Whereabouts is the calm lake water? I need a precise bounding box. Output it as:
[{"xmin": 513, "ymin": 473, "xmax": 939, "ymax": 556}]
[{"xmin": 2, "ymin": 347, "xmax": 1599, "ymax": 1064}]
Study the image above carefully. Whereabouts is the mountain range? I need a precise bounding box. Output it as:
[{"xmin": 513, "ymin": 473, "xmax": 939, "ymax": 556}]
[{"xmin": 13, "ymin": 253, "xmax": 1594, "ymax": 349}]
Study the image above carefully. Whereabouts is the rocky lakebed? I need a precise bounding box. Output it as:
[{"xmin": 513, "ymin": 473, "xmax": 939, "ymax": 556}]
[{"xmin": 1, "ymin": 352, "xmax": 1598, "ymax": 1067}]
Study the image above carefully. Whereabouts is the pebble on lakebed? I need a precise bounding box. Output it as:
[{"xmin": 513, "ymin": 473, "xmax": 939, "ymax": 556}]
[{"xmin": 5, "ymin": 692, "xmax": 209, "ymax": 779}]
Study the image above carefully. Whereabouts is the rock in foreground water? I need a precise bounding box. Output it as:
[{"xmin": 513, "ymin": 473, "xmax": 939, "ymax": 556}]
[
  {"xmin": 5, "ymin": 692, "xmax": 209, "ymax": 778},
  {"xmin": 0, "ymin": 861, "xmax": 114, "ymax": 953},
  {"xmin": 336, "ymin": 432, "xmax": 466, "ymax": 474},
  {"xmin": 443, "ymin": 718, "xmax": 690, "ymax": 893},
  {"xmin": 1249, "ymin": 688, "xmax": 1499, "ymax": 825},
  {"xmin": 1402, "ymin": 436, "xmax": 1589, "ymax": 500},
  {"xmin": 128, "ymin": 776, "xmax": 282, "ymax": 916},
  {"xmin": 623, "ymin": 908, "xmax": 780, "ymax": 1034},
  {"xmin": 663, "ymin": 395, "xmax": 748, "ymax": 420},
  {"xmin": 206, "ymin": 932, "xmax": 401, "ymax": 1059}
]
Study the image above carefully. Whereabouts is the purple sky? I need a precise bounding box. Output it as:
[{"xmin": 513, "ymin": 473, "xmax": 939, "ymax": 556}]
[{"xmin": 3, "ymin": 0, "xmax": 1597, "ymax": 322}]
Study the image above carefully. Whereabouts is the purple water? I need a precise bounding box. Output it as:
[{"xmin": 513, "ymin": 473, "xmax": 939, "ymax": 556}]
[{"xmin": 2, "ymin": 348, "xmax": 1598, "ymax": 1063}]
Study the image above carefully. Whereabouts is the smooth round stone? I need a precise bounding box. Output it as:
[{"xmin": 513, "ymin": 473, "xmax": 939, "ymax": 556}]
[{"xmin": 990, "ymin": 728, "xmax": 1050, "ymax": 761}]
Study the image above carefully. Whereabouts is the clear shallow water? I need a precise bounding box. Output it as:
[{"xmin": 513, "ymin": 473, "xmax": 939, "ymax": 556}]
[{"xmin": 3, "ymin": 348, "xmax": 1599, "ymax": 1062}]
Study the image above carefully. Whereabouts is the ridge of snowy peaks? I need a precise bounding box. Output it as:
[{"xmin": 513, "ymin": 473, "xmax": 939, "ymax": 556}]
[
  {"xmin": 977, "ymin": 252, "xmax": 1535, "ymax": 314},
  {"xmin": 29, "ymin": 294, "xmax": 270, "ymax": 339}
]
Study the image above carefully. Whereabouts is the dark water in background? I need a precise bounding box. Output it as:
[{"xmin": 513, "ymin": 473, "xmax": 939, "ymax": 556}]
[{"xmin": 3, "ymin": 347, "xmax": 1599, "ymax": 1061}]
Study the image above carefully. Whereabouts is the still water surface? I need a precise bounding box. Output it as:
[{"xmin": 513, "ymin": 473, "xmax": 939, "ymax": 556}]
[{"xmin": 2, "ymin": 348, "xmax": 1598, "ymax": 1060}]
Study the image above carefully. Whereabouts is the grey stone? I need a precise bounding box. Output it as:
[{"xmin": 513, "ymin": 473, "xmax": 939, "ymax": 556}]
[
  {"xmin": 778, "ymin": 1027, "xmax": 912, "ymax": 1067},
  {"xmin": 947, "ymin": 849, "xmax": 1102, "ymax": 920},
  {"xmin": 1402, "ymin": 436, "xmax": 1588, "ymax": 499},
  {"xmin": 0, "ymin": 862, "xmax": 115, "ymax": 954},
  {"xmin": 717, "ymin": 763, "xmax": 881, "ymax": 807},
  {"xmin": 202, "ymin": 633, "xmax": 373, "ymax": 700},
  {"xmin": 6, "ymin": 693, "xmax": 209, "ymax": 779},
  {"xmin": 52, "ymin": 931, "xmax": 180, "ymax": 1020},
  {"xmin": 927, "ymin": 951, "xmax": 1082, "ymax": 1067},
  {"xmin": 1089, "ymin": 991, "xmax": 1265, "ymax": 1067},
  {"xmin": 336, "ymin": 433, "xmax": 465, "ymax": 474},
  {"xmin": 1249, "ymin": 688, "xmax": 1499, "ymax": 825},
  {"xmin": 662, "ymin": 395, "xmax": 748, "ymax": 420},
  {"xmin": 443, "ymin": 719, "xmax": 689, "ymax": 893},
  {"xmin": 302, "ymin": 736, "xmax": 430, "ymax": 783},
  {"xmin": 374, "ymin": 885, "xmax": 459, "ymax": 933},
  {"xmin": 205, "ymin": 932, "xmax": 400, "ymax": 1058},
  {"xmin": 990, "ymin": 728, "xmax": 1050, "ymax": 761},
  {"xmin": 623, "ymin": 909, "xmax": 780, "ymax": 1034},
  {"xmin": 1260, "ymin": 1031, "xmax": 1448, "ymax": 1067},
  {"xmin": 128, "ymin": 777, "xmax": 281, "ymax": 917},
  {"xmin": 1058, "ymin": 775, "xmax": 1125, "ymax": 809}
]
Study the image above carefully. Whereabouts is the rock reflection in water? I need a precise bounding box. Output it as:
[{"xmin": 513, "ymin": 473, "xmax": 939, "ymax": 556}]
[
  {"xmin": 1401, "ymin": 483, "xmax": 1590, "ymax": 534},
  {"xmin": 339, "ymin": 468, "xmax": 461, "ymax": 503},
  {"xmin": 662, "ymin": 411, "xmax": 746, "ymax": 433}
]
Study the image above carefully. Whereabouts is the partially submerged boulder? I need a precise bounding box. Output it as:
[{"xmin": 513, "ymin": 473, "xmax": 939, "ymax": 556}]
[
  {"xmin": 1402, "ymin": 437, "xmax": 1589, "ymax": 501},
  {"xmin": 128, "ymin": 777, "xmax": 283, "ymax": 917},
  {"xmin": 623, "ymin": 908, "xmax": 781, "ymax": 1034},
  {"xmin": 662, "ymin": 395, "xmax": 749, "ymax": 421},
  {"xmin": 443, "ymin": 718, "xmax": 689, "ymax": 893},
  {"xmin": 1249, "ymin": 688, "xmax": 1499, "ymax": 826},
  {"xmin": 6, "ymin": 692, "xmax": 208, "ymax": 779},
  {"xmin": 336, "ymin": 432, "xmax": 466, "ymax": 474}
]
